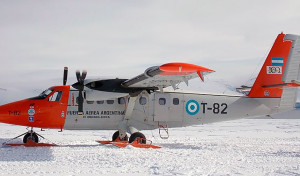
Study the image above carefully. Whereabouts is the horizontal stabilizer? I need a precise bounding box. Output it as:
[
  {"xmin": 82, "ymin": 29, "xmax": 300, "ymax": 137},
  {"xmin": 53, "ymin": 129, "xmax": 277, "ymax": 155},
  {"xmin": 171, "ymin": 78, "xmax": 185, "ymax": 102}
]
[{"xmin": 262, "ymin": 80, "xmax": 300, "ymax": 88}]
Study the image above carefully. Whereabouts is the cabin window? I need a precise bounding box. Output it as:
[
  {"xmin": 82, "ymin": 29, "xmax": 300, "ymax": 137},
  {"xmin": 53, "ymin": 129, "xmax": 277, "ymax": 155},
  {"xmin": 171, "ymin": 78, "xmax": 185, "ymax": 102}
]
[
  {"xmin": 107, "ymin": 100, "xmax": 114, "ymax": 104},
  {"xmin": 97, "ymin": 100, "xmax": 104, "ymax": 104},
  {"xmin": 173, "ymin": 98, "xmax": 179, "ymax": 105},
  {"xmin": 118, "ymin": 97, "xmax": 125, "ymax": 104},
  {"xmin": 159, "ymin": 98, "xmax": 166, "ymax": 105},
  {"xmin": 86, "ymin": 100, "xmax": 94, "ymax": 104},
  {"xmin": 48, "ymin": 91, "xmax": 62, "ymax": 102},
  {"xmin": 139, "ymin": 97, "xmax": 147, "ymax": 105}
]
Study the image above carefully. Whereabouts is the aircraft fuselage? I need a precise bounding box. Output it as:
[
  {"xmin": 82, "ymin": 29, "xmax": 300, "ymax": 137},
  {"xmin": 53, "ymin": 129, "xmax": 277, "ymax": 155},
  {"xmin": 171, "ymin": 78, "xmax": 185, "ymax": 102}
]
[
  {"xmin": 0, "ymin": 85, "xmax": 281, "ymax": 132},
  {"xmin": 64, "ymin": 89, "xmax": 280, "ymax": 131}
]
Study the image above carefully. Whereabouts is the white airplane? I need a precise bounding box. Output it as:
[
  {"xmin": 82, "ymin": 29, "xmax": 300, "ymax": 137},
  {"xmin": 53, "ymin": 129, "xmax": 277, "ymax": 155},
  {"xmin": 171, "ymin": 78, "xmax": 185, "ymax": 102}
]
[{"xmin": 0, "ymin": 33, "xmax": 299, "ymax": 148}]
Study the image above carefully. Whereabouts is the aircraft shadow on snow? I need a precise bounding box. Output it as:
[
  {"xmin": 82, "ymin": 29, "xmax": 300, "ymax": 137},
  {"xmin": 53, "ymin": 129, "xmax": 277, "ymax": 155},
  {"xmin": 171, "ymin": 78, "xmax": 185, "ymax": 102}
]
[
  {"xmin": 0, "ymin": 138, "xmax": 54, "ymax": 162},
  {"xmin": 0, "ymin": 137, "xmax": 120, "ymax": 162}
]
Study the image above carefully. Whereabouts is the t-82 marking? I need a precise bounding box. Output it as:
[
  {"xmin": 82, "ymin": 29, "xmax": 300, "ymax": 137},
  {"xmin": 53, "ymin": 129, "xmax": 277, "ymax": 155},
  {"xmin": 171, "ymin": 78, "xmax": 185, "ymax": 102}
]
[
  {"xmin": 200, "ymin": 102, "xmax": 228, "ymax": 114},
  {"xmin": 185, "ymin": 100, "xmax": 228, "ymax": 115}
]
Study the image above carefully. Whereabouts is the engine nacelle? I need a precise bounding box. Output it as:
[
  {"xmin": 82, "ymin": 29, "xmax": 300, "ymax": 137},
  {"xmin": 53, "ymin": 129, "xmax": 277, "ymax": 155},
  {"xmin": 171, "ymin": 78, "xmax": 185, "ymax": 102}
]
[{"xmin": 85, "ymin": 87, "xmax": 129, "ymax": 101}]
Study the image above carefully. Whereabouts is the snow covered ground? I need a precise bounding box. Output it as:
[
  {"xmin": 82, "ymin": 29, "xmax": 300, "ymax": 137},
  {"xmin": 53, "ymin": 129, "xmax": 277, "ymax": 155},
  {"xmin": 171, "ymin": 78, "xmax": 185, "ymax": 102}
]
[{"xmin": 0, "ymin": 119, "xmax": 299, "ymax": 175}]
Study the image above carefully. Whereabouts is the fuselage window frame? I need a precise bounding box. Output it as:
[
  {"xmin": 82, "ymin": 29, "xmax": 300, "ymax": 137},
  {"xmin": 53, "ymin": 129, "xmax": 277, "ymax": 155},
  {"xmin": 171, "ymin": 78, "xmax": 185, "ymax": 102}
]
[
  {"xmin": 159, "ymin": 98, "xmax": 166, "ymax": 105},
  {"xmin": 86, "ymin": 100, "xmax": 94, "ymax": 104},
  {"xmin": 173, "ymin": 98, "xmax": 179, "ymax": 105},
  {"xmin": 139, "ymin": 97, "xmax": 147, "ymax": 105},
  {"xmin": 118, "ymin": 97, "xmax": 125, "ymax": 104},
  {"xmin": 107, "ymin": 100, "xmax": 114, "ymax": 105},
  {"xmin": 97, "ymin": 100, "xmax": 104, "ymax": 104}
]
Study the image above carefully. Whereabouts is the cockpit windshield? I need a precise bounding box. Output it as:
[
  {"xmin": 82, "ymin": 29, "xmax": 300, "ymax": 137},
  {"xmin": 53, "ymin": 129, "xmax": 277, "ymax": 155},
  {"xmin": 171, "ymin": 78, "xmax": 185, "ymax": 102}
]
[{"xmin": 29, "ymin": 88, "xmax": 54, "ymax": 100}]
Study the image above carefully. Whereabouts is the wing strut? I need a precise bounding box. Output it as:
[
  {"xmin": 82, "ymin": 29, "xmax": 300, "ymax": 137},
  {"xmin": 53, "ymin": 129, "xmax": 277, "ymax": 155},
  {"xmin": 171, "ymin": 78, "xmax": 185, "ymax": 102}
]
[{"xmin": 124, "ymin": 96, "xmax": 138, "ymax": 120}]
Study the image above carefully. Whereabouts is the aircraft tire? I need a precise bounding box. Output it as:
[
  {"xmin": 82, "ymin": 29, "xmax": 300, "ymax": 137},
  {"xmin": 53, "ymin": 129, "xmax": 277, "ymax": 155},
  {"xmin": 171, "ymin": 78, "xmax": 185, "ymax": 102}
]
[
  {"xmin": 129, "ymin": 132, "xmax": 146, "ymax": 144},
  {"xmin": 112, "ymin": 131, "xmax": 128, "ymax": 141},
  {"xmin": 23, "ymin": 132, "xmax": 39, "ymax": 143}
]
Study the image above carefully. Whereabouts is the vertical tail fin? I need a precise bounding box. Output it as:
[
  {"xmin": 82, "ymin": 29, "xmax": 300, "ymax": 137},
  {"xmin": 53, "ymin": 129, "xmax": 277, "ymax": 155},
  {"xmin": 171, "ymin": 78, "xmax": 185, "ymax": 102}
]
[
  {"xmin": 248, "ymin": 33, "xmax": 300, "ymax": 111},
  {"xmin": 248, "ymin": 33, "xmax": 298, "ymax": 98}
]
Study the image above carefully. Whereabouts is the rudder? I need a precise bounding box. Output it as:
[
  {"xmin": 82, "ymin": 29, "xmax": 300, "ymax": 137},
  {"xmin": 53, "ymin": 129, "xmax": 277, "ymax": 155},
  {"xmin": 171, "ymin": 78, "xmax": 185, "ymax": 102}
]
[{"xmin": 279, "ymin": 34, "xmax": 300, "ymax": 110}]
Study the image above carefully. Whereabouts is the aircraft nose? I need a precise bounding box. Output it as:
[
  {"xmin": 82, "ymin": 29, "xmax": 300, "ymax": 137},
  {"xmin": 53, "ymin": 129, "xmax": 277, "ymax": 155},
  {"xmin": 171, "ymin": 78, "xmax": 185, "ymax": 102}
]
[
  {"xmin": 0, "ymin": 103, "xmax": 12, "ymax": 124},
  {"xmin": 0, "ymin": 101, "xmax": 26, "ymax": 126}
]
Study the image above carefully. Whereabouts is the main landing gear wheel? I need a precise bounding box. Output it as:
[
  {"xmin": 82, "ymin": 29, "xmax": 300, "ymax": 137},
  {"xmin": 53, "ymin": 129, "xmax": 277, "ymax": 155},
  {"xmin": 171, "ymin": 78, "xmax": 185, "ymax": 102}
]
[
  {"xmin": 112, "ymin": 131, "xmax": 128, "ymax": 141},
  {"xmin": 129, "ymin": 132, "xmax": 146, "ymax": 144},
  {"xmin": 23, "ymin": 132, "xmax": 39, "ymax": 143}
]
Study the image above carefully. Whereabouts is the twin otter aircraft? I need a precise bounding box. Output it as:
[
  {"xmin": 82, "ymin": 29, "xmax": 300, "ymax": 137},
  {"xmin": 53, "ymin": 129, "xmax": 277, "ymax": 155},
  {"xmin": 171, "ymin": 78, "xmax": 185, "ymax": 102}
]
[{"xmin": 0, "ymin": 33, "xmax": 300, "ymax": 148}]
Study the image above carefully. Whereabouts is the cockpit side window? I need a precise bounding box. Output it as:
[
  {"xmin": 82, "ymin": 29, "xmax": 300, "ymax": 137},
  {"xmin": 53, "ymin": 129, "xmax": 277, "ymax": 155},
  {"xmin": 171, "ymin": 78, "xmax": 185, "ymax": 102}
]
[
  {"xmin": 29, "ymin": 89, "xmax": 54, "ymax": 100},
  {"xmin": 48, "ymin": 91, "xmax": 63, "ymax": 102}
]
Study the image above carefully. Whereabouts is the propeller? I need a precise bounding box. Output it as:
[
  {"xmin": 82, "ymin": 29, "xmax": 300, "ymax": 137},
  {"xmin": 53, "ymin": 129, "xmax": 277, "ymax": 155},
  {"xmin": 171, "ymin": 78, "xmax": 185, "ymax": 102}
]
[
  {"xmin": 72, "ymin": 70, "xmax": 87, "ymax": 116},
  {"xmin": 63, "ymin": 67, "xmax": 68, "ymax": 85}
]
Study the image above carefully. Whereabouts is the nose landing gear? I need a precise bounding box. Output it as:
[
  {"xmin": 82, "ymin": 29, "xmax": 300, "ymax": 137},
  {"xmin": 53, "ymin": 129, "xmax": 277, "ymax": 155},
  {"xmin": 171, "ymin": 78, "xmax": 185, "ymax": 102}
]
[
  {"xmin": 23, "ymin": 131, "xmax": 39, "ymax": 143},
  {"xmin": 2, "ymin": 128, "xmax": 57, "ymax": 147}
]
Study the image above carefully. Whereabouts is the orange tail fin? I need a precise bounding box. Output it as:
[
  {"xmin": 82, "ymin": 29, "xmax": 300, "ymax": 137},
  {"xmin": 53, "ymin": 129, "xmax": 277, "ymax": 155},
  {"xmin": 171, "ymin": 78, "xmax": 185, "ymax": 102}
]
[{"xmin": 248, "ymin": 33, "xmax": 293, "ymax": 98}]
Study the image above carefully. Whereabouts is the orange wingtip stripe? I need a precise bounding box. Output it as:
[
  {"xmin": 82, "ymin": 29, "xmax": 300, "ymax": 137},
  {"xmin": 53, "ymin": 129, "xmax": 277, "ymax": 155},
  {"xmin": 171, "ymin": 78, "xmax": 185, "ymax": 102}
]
[{"xmin": 159, "ymin": 63, "xmax": 214, "ymax": 73}]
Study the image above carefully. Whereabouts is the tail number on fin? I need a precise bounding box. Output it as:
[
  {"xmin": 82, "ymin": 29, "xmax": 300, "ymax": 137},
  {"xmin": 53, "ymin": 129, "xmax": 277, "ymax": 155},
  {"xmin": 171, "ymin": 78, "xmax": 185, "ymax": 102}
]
[{"xmin": 267, "ymin": 66, "xmax": 282, "ymax": 74}]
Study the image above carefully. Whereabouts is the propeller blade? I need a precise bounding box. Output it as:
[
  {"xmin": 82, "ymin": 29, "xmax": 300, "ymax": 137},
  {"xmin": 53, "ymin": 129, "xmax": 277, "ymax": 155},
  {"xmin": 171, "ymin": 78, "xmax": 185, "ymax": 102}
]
[
  {"xmin": 76, "ymin": 70, "xmax": 81, "ymax": 82},
  {"xmin": 63, "ymin": 67, "xmax": 68, "ymax": 85},
  {"xmin": 78, "ymin": 90, "xmax": 84, "ymax": 116},
  {"xmin": 74, "ymin": 69, "xmax": 87, "ymax": 116},
  {"xmin": 81, "ymin": 70, "xmax": 87, "ymax": 81}
]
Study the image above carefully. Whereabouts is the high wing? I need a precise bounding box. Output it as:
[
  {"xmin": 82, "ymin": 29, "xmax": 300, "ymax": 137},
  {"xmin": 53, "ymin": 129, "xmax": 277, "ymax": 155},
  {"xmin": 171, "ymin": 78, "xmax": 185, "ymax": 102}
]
[{"xmin": 122, "ymin": 63, "xmax": 214, "ymax": 90}]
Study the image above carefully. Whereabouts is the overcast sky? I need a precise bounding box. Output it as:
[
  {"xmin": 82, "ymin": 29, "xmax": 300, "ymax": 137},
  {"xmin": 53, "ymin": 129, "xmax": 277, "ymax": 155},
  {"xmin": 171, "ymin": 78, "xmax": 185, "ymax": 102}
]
[{"xmin": 0, "ymin": 0, "xmax": 300, "ymax": 103}]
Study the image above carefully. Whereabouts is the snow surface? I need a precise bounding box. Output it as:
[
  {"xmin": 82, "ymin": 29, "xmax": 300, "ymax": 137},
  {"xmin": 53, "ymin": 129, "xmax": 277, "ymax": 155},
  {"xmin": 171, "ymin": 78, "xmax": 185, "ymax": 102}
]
[{"xmin": 0, "ymin": 119, "xmax": 299, "ymax": 176}]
